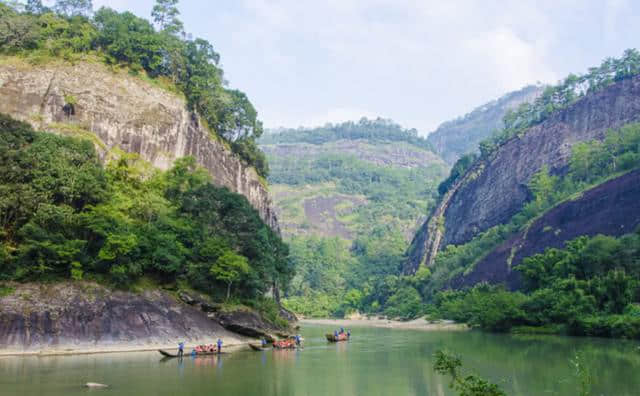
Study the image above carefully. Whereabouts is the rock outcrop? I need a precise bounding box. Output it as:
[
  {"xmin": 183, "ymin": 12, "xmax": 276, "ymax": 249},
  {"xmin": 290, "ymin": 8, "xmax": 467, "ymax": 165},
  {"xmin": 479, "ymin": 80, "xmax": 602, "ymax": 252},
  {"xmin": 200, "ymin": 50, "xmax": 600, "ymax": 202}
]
[
  {"xmin": 448, "ymin": 169, "xmax": 640, "ymax": 289},
  {"xmin": 0, "ymin": 282, "xmax": 247, "ymax": 350},
  {"xmin": 0, "ymin": 58, "xmax": 278, "ymax": 231},
  {"xmin": 214, "ymin": 309, "xmax": 291, "ymax": 342},
  {"xmin": 407, "ymin": 75, "xmax": 640, "ymax": 273}
]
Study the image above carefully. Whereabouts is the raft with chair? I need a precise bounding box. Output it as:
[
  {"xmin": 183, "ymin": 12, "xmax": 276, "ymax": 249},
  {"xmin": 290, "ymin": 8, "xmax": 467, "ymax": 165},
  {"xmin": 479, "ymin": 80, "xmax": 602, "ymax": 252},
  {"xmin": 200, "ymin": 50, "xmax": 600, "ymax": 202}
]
[
  {"xmin": 158, "ymin": 349, "xmax": 226, "ymax": 358},
  {"xmin": 272, "ymin": 338, "xmax": 299, "ymax": 349},
  {"xmin": 326, "ymin": 333, "xmax": 349, "ymax": 342}
]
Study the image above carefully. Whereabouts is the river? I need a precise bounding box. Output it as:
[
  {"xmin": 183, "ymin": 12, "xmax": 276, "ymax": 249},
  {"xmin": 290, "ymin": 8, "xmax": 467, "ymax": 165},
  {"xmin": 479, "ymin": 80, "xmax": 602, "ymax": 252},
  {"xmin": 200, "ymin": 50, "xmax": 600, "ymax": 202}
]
[{"xmin": 1, "ymin": 324, "xmax": 639, "ymax": 395}]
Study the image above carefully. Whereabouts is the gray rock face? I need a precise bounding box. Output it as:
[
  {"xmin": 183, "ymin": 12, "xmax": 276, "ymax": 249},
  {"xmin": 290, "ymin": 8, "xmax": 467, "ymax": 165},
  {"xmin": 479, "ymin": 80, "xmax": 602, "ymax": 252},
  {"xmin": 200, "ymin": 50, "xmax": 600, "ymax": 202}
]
[
  {"xmin": 448, "ymin": 169, "xmax": 640, "ymax": 290},
  {"xmin": 407, "ymin": 75, "xmax": 640, "ymax": 273},
  {"xmin": 0, "ymin": 283, "xmax": 237, "ymax": 350},
  {"xmin": 214, "ymin": 309, "xmax": 291, "ymax": 342},
  {"xmin": 0, "ymin": 59, "xmax": 278, "ymax": 231}
]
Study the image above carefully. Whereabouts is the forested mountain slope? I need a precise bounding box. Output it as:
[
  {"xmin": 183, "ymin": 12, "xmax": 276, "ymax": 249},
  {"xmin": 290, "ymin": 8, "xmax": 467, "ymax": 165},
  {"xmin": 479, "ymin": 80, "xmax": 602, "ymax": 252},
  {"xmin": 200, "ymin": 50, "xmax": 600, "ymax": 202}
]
[
  {"xmin": 259, "ymin": 118, "xmax": 448, "ymax": 316},
  {"xmin": 426, "ymin": 85, "xmax": 542, "ymax": 164}
]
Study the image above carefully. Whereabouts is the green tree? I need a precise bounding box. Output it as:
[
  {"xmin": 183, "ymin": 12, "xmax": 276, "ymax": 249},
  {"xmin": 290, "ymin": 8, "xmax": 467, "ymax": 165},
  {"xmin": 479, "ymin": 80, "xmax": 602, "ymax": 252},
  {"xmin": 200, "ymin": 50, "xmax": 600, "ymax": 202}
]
[
  {"xmin": 54, "ymin": 0, "xmax": 92, "ymax": 17},
  {"xmin": 434, "ymin": 350, "xmax": 506, "ymax": 396},
  {"xmin": 151, "ymin": 0, "xmax": 183, "ymax": 34},
  {"xmin": 25, "ymin": 0, "xmax": 49, "ymax": 14},
  {"xmin": 528, "ymin": 165, "xmax": 557, "ymax": 210},
  {"xmin": 210, "ymin": 250, "xmax": 250, "ymax": 300}
]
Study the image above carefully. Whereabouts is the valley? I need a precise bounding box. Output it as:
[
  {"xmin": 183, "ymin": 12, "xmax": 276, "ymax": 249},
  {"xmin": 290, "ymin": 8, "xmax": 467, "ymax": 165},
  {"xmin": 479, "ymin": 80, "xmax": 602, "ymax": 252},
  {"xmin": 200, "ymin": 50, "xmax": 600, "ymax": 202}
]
[{"xmin": 1, "ymin": 1, "xmax": 640, "ymax": 395}]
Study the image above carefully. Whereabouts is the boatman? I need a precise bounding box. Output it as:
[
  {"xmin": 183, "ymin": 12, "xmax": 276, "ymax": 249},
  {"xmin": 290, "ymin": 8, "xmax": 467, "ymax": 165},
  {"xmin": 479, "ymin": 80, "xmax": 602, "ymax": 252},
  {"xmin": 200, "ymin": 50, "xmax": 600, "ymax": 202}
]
[
  {"xmin": 295, "ymin": 334, "xmax": 301, "ymax": 346},
  {"xmin": 347, "ymin": 330, "xmax": 351, "ymax": 339},
  {"xmin": 217, "ymin": 338, "xmax": 223, "ymax": 353},
  {"xmin": 334, "ymin": 330, "xmax": 339, "ymax": 338},
  {"xmin": 261, "ymin": 338, "xmax": 267, "ymax": 347},
  {"xmin": 178, "ymin": 341, "xmax": 184, "ymax": 358}
]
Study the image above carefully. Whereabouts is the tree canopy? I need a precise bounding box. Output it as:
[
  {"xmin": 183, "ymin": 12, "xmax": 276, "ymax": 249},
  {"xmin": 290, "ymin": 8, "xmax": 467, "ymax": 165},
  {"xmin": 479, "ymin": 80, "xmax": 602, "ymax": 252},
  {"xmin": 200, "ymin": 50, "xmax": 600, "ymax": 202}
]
[
  {"xmin": 0, "ymin": 114, "xmax": 291, "ymax": 300},
  {"xmin": 0, "ymin": 0, "xmax": 268, "ymax": 177}
]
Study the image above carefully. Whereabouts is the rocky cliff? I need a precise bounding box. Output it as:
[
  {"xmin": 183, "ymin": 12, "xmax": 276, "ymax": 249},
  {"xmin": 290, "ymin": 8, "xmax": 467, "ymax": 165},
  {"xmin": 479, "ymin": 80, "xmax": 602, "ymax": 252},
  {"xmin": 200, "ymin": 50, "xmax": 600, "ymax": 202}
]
[
  {"xmin": 0, "ymin": 282, "xmax": 249, "ymax": 351},
  {"xmin": 0, "ymin": 58, "xmax": 278, "ymax": 231},
  {"xmin": 407, "ymin": 74, "xmax": 640, "ymax": 273},
  {"xmin": 448, "ymin": 169, "xmax": 640, "ymax": 289}
]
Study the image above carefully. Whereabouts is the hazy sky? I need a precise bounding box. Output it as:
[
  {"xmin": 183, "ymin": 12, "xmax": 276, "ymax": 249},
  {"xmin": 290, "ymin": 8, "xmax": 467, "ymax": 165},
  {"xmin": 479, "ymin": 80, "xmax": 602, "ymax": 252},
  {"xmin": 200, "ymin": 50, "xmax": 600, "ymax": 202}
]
[{"xmin": 84, "ymin": 1, "xmax": 640, "ymax": 134}]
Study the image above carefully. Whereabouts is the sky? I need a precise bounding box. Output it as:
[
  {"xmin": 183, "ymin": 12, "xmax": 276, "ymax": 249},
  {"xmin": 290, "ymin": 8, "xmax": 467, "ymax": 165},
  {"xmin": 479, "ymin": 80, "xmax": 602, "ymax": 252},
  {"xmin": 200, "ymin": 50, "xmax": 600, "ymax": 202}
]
[{"xmin": 65, "ymin": 1, "xmax": 640, "ymax": 134}]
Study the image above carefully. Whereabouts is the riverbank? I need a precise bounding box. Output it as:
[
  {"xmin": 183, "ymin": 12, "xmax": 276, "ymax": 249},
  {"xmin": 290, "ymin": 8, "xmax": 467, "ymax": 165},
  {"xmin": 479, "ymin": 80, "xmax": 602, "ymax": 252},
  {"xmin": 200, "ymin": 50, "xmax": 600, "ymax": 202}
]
[
  {"xmin": 0, "ymin": 282, "xmax": 287, "ymax": 357},
  {"xmin": 299, "ymin": 316, "xmax": 468, "ymax": 331},
  {"xmin": 0, "ymin": 337, "xmax": 252, "ymax": 358}
]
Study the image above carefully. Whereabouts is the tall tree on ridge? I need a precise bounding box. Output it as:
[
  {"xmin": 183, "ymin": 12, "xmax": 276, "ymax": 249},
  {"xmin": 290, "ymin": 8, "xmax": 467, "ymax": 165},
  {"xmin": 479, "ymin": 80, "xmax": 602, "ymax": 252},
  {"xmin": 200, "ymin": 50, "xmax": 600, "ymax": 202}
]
[
  {"xmin": 54, "ymin": 0, "xmax": 93, "ymax": 17},
  {"xmin": 151, "ymin": 0, "xmax": 183, "ymax": 35}
]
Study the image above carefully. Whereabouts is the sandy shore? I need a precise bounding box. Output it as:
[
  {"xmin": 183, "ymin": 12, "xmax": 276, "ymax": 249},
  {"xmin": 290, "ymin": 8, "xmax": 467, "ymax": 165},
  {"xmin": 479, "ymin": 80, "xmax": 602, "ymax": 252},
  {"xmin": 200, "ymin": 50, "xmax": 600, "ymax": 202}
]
[
  {"xmin": 0, "ymin": 337, "xmax": 254, "ymax": 358},
  {"xmin": 299, "ymin": 317, "xmax": 468, "ymax": 331}
]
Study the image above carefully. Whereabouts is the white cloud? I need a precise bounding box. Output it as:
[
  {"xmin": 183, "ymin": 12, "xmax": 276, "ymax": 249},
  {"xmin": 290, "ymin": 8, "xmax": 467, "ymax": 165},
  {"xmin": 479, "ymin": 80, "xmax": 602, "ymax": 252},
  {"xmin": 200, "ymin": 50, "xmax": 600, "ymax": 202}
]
[
  {"xmin": 463, "ymin": 27, "xmax": 556, "ymax": 92},
  {"xmin": 42, "ymin": 0, "xmax": 638, "ymax": 132}
]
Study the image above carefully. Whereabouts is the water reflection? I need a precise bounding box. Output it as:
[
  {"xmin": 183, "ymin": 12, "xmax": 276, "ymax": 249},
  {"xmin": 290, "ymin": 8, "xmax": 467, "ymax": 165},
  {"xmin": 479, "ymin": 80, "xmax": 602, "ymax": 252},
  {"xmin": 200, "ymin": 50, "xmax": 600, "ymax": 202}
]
[{"xmin": 0, "ymin": 326, "xmax": 639, "ymax": 396}]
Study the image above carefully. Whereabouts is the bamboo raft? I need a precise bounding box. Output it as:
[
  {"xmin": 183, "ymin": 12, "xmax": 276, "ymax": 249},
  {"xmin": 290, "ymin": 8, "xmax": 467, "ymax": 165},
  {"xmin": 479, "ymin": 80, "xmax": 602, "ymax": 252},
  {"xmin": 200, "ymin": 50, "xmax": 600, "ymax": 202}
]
[
  {"xmin": 326, "ymin": 333, "xmax": 349, "ymax": 342},
  {"xmin": 249, "ymin": 343, "xmax": 270, "ymax": 351},
  {"xmin": 158, "ymin": 349, "xmax": 226, "ymax": 358}
]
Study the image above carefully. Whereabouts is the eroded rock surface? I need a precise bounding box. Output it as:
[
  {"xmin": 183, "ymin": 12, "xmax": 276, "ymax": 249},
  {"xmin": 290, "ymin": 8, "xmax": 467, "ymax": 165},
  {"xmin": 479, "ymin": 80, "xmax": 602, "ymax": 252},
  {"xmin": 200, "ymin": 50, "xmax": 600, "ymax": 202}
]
[
  {"xmin": 0, "ymin": 282, "xmax": 241, "ymax": 350},
  {"xmin": 214, "ymin": 309, "xmax": 292, "ymax": 342},
  {"xmin": 0, "ymin": 59, "xmax": 278, "ymax": 231},
  {"xmin": 448, "ymin": 169, "xmax": 640, "ymax": 289}
]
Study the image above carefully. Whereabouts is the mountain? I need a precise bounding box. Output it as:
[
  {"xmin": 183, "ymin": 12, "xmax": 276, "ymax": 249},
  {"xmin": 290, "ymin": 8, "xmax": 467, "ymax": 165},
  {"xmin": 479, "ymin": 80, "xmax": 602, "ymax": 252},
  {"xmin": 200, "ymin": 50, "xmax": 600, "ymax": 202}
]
[
  {"xmin": 402, "ymin": 49, "xmax": 640, "ymax": 338},
  {"xmin": 259, "ymin": 118, "xmax": 448, "ymax": 316},
  {"xmin": 261, "ymin": 119, "xmax": 445, "ymax": 239},
  {"xmin": 427, "ymin": 85, "xmax": 542, "ymax": 164},
  {"xmin": 407, "ymin": 67, "xmax": 640, "ymax": 275},
  {"xmin": 0, "ymin": 3, "xmax": 293, "ymax": 351}
]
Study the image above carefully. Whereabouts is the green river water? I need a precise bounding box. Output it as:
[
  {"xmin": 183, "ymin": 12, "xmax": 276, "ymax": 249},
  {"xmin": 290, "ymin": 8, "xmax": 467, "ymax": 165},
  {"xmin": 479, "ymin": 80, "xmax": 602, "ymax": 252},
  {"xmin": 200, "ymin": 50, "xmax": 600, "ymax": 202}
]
[{"xmin": 1, "ymin": 324, "xmax": 639, "ymax": 396}]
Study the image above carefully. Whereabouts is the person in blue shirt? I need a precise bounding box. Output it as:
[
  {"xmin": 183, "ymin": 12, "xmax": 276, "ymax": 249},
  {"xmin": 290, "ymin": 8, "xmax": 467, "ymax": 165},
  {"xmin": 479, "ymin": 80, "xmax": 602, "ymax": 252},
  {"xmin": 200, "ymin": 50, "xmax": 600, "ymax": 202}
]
[
  {"xmin": 334, "ymin": 330, "xmax": 338, "ymax": 338},
  {"xmin": 347, "ymin": 330, "xmax": 351, "ymax": 339},
  {"xmin": 178, "ymin": 341, "xmax": 184, "ymax": 357},
  {"xmin": 216, "ymin": 338, "xmax": 223, "ymax": 353},
  {"xmin": 261, "ymin": 338, "xmax": 267, "ymax": 347},
  {"xmin": 295, "ymin": 334, "xmax": 301, "ymax": 346}
]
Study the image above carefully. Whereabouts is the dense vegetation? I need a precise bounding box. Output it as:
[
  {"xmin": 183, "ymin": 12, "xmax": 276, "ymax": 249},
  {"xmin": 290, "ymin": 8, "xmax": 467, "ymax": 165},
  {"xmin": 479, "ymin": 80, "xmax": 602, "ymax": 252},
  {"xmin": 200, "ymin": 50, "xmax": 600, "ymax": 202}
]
[
  {"xmin": 0, "ymin": 0, "xmax": 268, "ymax": 176},
  {"xmin": 0, "ymin": 114, "xmax": 292, "ymax": 303},
  {"xmin": 261, "ymin": 120, "xmax": 447, "ymax": 317},
  {"xmin": 261, "ymin": 118, "xmax": 433, "ymax": 151},
  {"xmin": 427, "ymin": 85, "xmax": 541, "ymax": 164},
  {"xmin": 269, "ymin": 153, "xmax": 443, "ymax": 217},
  {"xmin": 432, "ymin": 231, "xmax": 640, "ymax": 339}
]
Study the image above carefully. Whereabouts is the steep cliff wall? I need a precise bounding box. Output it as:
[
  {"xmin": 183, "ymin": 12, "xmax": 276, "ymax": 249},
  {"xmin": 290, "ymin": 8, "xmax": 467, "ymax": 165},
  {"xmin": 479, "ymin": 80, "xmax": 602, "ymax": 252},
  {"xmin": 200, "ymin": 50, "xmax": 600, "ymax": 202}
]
[
  {"xmin": 0, "ymin": 58, "xmax": 278, "ymax": 231},
  {"xmin": 448, "ymin": 169, "xmax": 640, "ymax": 289},
  {"xmin": 0, "ymin": 282, "xmax": 250, "ymax": 351},
  {"xmin": 407, "ymin": 75, "xmax": 640, "ymax": 273}
]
